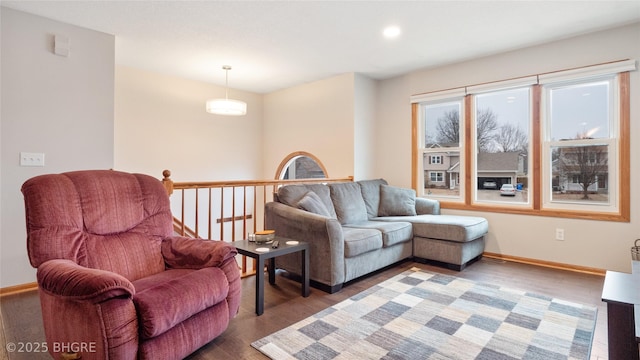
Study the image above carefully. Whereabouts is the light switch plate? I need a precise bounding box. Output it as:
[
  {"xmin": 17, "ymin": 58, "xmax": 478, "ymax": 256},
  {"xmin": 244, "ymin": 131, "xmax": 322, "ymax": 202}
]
[{"xmin": 20, "ymin": 152, "xmax": 45, "ymax": 167}]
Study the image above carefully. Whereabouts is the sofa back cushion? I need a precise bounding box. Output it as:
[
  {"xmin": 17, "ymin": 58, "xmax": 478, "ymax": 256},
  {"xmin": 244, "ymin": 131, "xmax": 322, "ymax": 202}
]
[
  {"xmin": 277, "ymin": 184, "xmax": 337, "ymax": 218},
  {"xmin": 329, "ymin": 182, "xmax": 368, "ymax": 224},
  {"xmin": 357, "ymin": 179, "xmax": 388, "ymax": 218}
]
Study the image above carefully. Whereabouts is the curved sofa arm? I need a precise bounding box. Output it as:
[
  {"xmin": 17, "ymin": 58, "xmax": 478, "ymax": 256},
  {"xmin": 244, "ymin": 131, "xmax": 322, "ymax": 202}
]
[
  {"xmin": 415, "ymin": 197, "xmax": 441, "ymax": 215},
  {"xmin": 37, "ymin": 259, "xmax": 134, "ymax": 303},
  {"xmin": 265, "ymin": 202, "xmax": 345, "ymax": 285},
  {"xmin": 162, "ymin": 236, "xmax": 238, "ymax": 270}
]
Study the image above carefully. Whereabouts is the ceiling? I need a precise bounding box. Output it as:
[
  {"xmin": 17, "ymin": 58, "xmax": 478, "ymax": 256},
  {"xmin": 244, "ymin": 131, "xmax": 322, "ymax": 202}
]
[{"xmin": 3, "ymin": 1, "xmax": 640, "ymax": 94}]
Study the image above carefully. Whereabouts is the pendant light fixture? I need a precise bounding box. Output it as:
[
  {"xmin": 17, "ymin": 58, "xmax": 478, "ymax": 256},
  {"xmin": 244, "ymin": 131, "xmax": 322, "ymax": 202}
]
[{"xmin": 206, "ymin": 65, "xmax": 247, "ymax": 116}]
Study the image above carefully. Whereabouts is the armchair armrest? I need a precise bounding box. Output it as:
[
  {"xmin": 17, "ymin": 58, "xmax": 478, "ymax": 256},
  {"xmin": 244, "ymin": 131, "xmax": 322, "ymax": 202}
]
[
  {"xmin": 37, "ymin": 259, "xmax": 134, "ymax": 303},
  {"xmin": 416, "ymin": 197, "xmax": 441, "ymax": 215},
  {"xmin": 162, "ymin": 236, "xmax": 238, "ymax": 269}
]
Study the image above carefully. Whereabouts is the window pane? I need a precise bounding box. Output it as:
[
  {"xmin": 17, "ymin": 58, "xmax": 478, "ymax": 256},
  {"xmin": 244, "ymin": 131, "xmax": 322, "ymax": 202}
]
[
  {"xmin": 551, "ymin": 144, "xmax": 609, "ymax": 203},
  {"xmin": 423, "ymin": 151, "xmax": 460, "ymax": 196},
  {"xmin": 282, "ymin": 156, "xmax": 325, "ymax": 179},
  {"xmin": 422, "ymin": 100, "xmax": 462, "ymax": 198},
  {"xmin": 550, "ymin": 81, "xmax": 609, "ymax": 140},
  {"xmin": 424, "ymin": 102, "xmax": 460, "ymax": 147},
  {"xmin": 475, "ymin": 88, "xmax": 530, "ymax": 204}
]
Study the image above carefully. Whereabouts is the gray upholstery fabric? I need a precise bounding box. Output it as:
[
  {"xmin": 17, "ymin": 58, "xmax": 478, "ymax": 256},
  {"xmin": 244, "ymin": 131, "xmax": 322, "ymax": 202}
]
[
  {"xmin": 344, "ymin": 221, "xmax": 412, "ymax": 247},
  {"xmin": 297, "ymin": 191, "xmax": 332, "ymax": 217},
  {"xmin": 343, "ymin": 242, "xmax": 412, "ymax": 283},
  {"xmin": 329, "ymin": 182, "xmax": 368, "ymax": 225},
  {"xmin": 342, "ymin": 227, "xmax": 383, "ymax": 258},
  {"xmin": 266, "ymin": 180, "xmax": 489, "ymax": 291},
  {"xmin": 378, "ymin": 185, "xmax": 417, "ymax": 216},
  {"xmin": 415, "ymin": 197, "xmax": 441, "ymax": 215},
  {"xmin": 414, "ymin": 236, "xmax": 485, "ymax": 265},
  {"xmin": 408, "ymin": 215, "xmax": 489, "ymax": 242},
  {"xmin": 357, "ymin": 179, "xmax": 388, "ymax": 218},
  {"xmin": 278, "ymin": 184, "xmax": 337, "ymax": 218},
  {"xmin": 266, "ymin": 202, "xmax": 345, "ymax": 287}
]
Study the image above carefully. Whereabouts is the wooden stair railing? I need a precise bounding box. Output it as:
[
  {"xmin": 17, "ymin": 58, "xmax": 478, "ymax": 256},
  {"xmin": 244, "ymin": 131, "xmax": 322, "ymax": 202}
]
[{"xmin": 161, "ymin": 170, "xmax": 353, "ymax": 277}]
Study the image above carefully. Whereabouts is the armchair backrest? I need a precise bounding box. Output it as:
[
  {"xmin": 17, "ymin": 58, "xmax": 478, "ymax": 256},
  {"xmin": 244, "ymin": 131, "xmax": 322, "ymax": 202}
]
[{"xmin": 22, "ymin": 170, "xmax": 173, "ymax": 281}]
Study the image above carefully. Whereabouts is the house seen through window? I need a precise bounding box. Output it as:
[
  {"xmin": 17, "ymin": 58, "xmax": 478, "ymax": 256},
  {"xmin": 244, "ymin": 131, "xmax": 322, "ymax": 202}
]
[{"xmin": 412, "ymin": 59, "xmax": 632, "ymax": 221}]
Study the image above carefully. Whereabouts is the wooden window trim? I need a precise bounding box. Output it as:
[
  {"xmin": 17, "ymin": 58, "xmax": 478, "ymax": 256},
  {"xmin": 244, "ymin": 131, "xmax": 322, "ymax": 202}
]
[{"xmin": 412, "ymin": 72, "xmax": 630, "ymax": 222}]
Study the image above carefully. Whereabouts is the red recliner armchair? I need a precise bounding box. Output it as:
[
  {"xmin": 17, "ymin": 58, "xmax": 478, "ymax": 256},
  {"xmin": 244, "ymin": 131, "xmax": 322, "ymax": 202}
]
[{"xmin": 22, "ymin": 170, "xmax": 241, "ymax": 359}]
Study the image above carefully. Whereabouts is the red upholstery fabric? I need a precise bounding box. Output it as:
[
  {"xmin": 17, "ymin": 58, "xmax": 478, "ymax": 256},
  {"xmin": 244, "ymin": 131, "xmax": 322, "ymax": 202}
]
[
  {"xmin": 22, "ymin": 170, "xmax": 241, "ymax": 360},
  {"xmin": 162, "ymin": 236, "xmax": 238, "ymax": 269},
  {"xmin": 133, "ymin": 267, "xmax": 229, "ymax": 339},
  {"xmin": 37, "ymin": 259, "xmax": 134, "ymax": 302},
  {"xmin": 23, "ymin": 170, "xmax": 170, "ymax": 280},
  {"xmin": 138, "ymin": 301, "xmax": 230, "ymax": 359}
]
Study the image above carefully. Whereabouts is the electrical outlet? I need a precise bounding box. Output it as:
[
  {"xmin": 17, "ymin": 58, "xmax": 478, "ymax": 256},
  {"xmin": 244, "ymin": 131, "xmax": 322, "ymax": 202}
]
[
  {"xmin": 555, "ymin": 228, "xmax": 565, "ymax": 241},
  {"xmin": 20, "ymin": 152, "xmax": 45, "ymax": 167}
]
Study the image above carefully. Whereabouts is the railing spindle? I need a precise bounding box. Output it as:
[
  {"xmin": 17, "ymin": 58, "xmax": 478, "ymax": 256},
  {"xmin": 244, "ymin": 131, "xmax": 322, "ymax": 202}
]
[{"xmin": 161, "ymin": 170, "xmax": 353, "ymax": 277}]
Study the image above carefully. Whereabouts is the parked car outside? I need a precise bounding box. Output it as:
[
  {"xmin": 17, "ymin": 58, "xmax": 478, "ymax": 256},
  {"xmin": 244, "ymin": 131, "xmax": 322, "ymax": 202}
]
[
  {"xmin": 482, "ymin": 180, "xmax": 497, "ymax": 189},
  {"xmin": 500, "ymin": 183, "xmax": 516, "ymax": 196}
]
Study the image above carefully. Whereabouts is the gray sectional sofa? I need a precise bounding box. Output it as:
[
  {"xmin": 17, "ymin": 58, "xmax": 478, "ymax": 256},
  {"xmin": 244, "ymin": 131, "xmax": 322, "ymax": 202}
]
[{"xmin": 265, "ymin": 179, "xmax": 488, "ymax": 293}]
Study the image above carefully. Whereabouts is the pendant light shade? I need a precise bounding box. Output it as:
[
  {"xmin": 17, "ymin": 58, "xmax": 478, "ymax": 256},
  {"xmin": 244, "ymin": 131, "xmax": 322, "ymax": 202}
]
[{"xmin": 206, "ymin": 65, "xmax": 247, "ymax": 116}]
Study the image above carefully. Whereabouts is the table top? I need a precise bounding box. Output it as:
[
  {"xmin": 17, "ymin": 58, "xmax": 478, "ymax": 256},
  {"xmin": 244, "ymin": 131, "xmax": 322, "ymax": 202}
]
[
  {"xmin": 601, "ymin": 270, "xmax": 640, "ymax": 305},
  {"xmin": 233, "ymin": 237, "xmax": 308, "ymax": 258}
]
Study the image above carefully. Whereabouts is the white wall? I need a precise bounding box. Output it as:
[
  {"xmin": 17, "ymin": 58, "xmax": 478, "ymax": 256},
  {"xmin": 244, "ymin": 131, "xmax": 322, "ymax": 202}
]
[
  {"xmin": 114, "ymin": 66, "xmax": 263, "ymax": 182},
  {"xmin": 353, "ymin": 74, "xmax": 378, "ymax": 180},
  {"xmin": 0, "ymin": 8, "xmax": 115, "ymax": 287},
  {"xmin": 2, "ymin": 8, "xmax": 637, "ymax": 288},
  {"xmin": 262, "ymin": 73, "xmax": 355, "ymax": 179},
  {"xmin": 376, "ymin": 22, "xmax": 640, "ymax": 273}
]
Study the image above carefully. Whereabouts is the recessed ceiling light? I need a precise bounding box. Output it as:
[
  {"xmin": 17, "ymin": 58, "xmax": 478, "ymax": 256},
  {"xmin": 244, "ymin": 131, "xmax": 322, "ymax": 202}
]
[{"xmin": 383, "ymin": 26, "xmax": 401, "ymax": 39}]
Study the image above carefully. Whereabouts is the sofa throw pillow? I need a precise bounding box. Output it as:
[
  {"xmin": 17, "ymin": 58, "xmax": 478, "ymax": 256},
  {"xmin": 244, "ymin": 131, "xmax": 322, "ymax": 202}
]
[
  {"xmin": 378, "ymin": 184, "xmax": 417, "ymax": 217},
  {"xmin": 278, "ymin": 184, "xmax": 337, "ymax": 218},
  {"xmin": 297, "ymin": 191, "xmax": 332, "ymax": 217}
]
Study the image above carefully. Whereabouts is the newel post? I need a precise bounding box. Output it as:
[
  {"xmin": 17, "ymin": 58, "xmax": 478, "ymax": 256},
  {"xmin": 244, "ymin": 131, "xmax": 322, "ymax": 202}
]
[{"xmin": 162, "ymin": 169, "xmax": 174, "ymax": 196}]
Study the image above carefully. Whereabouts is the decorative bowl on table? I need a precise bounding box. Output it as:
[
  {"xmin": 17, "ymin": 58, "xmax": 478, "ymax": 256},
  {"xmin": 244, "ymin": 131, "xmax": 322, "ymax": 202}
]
[{"xmin": 255, "ymin": 230, "xmax": 275, "ymax": 244}]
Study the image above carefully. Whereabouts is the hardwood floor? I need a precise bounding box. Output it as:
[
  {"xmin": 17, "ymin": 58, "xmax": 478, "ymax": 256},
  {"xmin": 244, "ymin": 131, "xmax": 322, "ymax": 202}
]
[{"xmin": 0, "ymin": 258, "xmax": 609, "ymax": 359}]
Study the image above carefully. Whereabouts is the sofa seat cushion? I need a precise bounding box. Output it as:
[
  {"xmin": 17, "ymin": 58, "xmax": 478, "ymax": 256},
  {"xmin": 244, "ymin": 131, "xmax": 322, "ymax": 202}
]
[
  {"xmin": 345, "ymin": 221, "xmax": 413, "ymax": 247},
  {"xmin": 342, "ymin": 227, "xmax": 383, "ymax": 258},
  {"xmin": 374, "ymin": 214, "xmax": 488, "ymax": 243},
  {"xmin": 132, "ymin": 267, "xmax": 229, "ymax": 339}
]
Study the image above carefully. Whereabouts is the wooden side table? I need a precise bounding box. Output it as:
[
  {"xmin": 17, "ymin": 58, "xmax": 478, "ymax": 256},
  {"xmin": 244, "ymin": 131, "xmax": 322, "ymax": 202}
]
[
  {"xmin": 234, "ymin": 238, "xmax": 309, "ymax": 315},
  {"xmin": 601, "ymin": 260, "xmax": 640, "ymax": 360}
]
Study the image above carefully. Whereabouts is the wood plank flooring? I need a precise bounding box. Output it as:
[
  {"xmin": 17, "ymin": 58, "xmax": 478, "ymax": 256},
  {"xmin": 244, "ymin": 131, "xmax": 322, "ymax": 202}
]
[{"xmin": 0, "ymin": 258, "xmax": 609, "ymax": 359}]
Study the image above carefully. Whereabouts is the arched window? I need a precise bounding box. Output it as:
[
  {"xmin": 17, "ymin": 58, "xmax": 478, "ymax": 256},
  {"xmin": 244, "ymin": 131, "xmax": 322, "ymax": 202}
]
[{"xmin": 275, "ymin": 151, "xmax": 328, "ymax": 180}]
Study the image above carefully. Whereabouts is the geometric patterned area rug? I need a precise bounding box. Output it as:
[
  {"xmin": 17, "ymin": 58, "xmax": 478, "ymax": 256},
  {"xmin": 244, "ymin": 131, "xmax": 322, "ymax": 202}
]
[{"xmin": 251, "ymin": 267, "xmax": 597, "ymax": 360}]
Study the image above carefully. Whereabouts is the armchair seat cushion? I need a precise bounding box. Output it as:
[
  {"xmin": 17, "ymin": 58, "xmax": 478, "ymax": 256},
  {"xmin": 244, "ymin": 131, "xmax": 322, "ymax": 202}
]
[{"xmin": 133, "ymin": 267, "xmax": 230, "ymax": 339}]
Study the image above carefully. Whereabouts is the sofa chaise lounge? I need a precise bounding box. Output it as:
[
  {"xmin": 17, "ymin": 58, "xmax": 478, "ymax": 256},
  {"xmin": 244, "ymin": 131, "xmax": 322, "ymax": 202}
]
[{"xmin": 265, "ymin": 179, "xmax": 489, "ymax": 293}]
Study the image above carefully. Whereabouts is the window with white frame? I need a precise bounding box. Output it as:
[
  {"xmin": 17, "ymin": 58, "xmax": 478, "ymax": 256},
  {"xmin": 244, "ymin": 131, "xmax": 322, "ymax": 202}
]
[
  {"xmin": 472, "ymin": 87, "xmax": 531, "ymax": 205},
  {"xmin": 411, "ymin": 59, "xmax": 633, "ymax": 221},
  {"xmin": 542, "ymin": 76, "xmax": 617, "ymax": 211},
  {"xmin": 415, "ymin": 96, "xmax": 465, "ymax": 199},
  {"xmin": 429, "ymin": 155, "xmax": 443, "ymax": 164},
  {"xmin": 429, "ymin": 171, "xmax": 444, "ymax": 182}
]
